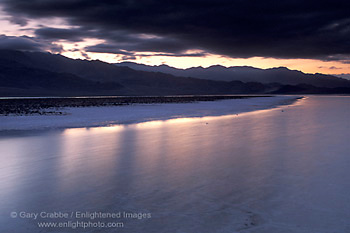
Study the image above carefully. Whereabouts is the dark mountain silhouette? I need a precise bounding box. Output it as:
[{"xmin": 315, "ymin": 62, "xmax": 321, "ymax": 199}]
[
  {"xmin": 0, "ymin": 50, "xmax": 349, "ymax": 97},
  {"xmin": 0, "ymin": 50, "xmax": 275, "ymax": 96},
  {"xmin": 116, "ymin": 62, "xmax": 350, "ymax": 88},
  {"xmin": 0, "ymin": 58, "xmax": 122, "ymax": 96}
]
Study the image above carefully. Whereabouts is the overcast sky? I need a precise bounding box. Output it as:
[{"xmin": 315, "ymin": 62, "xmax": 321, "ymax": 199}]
[{"xmin": 0, "ymin": 0, "xmax": 349, "ymax": 74}]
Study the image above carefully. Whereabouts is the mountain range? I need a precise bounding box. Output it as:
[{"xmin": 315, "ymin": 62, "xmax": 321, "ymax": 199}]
[
  {"xmin": 0, "ymin": 49, "xmax": 350, "ymax": 97},
  {"xmin": 115, "ymin": 62, "xmax": 350, "ymax": 88}
]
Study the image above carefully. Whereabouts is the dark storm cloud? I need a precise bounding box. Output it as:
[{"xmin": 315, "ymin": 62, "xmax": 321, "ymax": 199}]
[
  {"xmin": 35, "ymin": 27, "xmax": 88, "ymax": 42},
  {"xmin": 36, "ymin": 27, "xmax": 198, "ymax": 54},
  {"xmin": 84, "ymin": 44, "xmax": 135, "ymax": 56},
  {"xmin": 1, "ymin": 0, "xmax": 350, "ymax": 60},
  {"xmin": 34, "ymin": 27, "xmax": 198, "ymax": 54},
  {"xmin": 8, "ymin": 15, "xmax": 27, "ymax": 26},
  {"xmin": 317, "ymin": 54, "xmax": 350, "ymax": 64},
  {"xmin": 85, "ymin": 43, "xmax": 206, "ymax": 57}
]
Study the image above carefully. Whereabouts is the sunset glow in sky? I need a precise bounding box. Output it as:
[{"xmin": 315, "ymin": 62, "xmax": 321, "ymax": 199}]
[{"xmin": 0, "ymin": 1, "xmax": 349, "ymax": 76}]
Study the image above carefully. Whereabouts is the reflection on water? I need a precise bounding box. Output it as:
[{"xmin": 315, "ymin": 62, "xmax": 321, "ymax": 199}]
[{"xmin": 0, "ymin": 96, "xmax": 350, "ymax": 233}]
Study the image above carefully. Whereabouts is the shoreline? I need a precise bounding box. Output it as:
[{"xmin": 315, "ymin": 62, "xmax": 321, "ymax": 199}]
[
  {"xmin": 0, "ymin": 95, "xmax": 301, "ymax": 132},
  {"xmin": 0, "ymin": 95, "xmax": 270, "ymax": 115}
]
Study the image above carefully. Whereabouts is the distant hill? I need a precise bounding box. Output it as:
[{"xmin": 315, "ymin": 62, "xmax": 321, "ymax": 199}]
[
  {"xmin": 336, "ymin": 74, "xmax": 350, "ymax": 80},
  {"xmin": 0, "ymin": 58, "xmax": 122, "ymax": 96},
  {"xmin": 0, "ymin": 50, "xmax": 275, "ymax": 96},
  {"xmin": 115, "ymin": 62, "xmax": 350, "ymax": 88},
  {"xmin": 0, "ymin": 50, "xmax": 349, "ymax": 97}
]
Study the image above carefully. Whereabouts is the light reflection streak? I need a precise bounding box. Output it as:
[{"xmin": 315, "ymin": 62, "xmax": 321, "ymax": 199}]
[{"xmin": 62, "ymin": 97, "xmax": 305, "ymax": 133}]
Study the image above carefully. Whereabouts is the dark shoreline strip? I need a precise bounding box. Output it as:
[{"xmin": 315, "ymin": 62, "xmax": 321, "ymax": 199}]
[{"xmin": 0, "ymin": 95, "xmax": 272, "ymax": 115}]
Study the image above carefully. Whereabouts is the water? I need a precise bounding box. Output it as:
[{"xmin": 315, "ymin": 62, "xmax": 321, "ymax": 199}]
[{"xmin": 0, "ymin": 96, "xmax": 349, "ymax": 233}]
